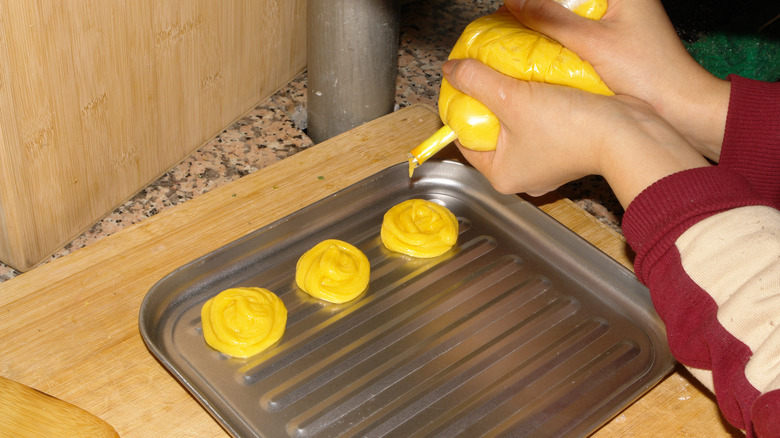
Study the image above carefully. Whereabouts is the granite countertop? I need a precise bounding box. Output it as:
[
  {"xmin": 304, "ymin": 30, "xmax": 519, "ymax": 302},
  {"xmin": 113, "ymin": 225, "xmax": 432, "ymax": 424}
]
[{"xmin": 0, "ymin": 0, "xmax": 623, "ymax": 283}]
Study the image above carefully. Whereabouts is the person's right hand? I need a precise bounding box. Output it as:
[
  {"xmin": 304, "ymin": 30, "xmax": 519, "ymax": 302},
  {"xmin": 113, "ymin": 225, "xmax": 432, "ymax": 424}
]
[
  {"xmin": 442, "ymin": 57, "xmax": 710, "ymax": 208},
  {"xmin": 503, "ymin": 0, "xmax": 732, "ymax": 161}
]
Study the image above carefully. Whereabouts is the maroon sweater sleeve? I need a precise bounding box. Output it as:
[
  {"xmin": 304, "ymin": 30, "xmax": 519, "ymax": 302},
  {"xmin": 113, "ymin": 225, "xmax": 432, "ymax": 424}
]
[
  {"xmin": 623, "ymin": 168, "xmax": 773, "ymax": 436},
  {"xmin": 622, "ymin": 77, "xmax": 780, "ymax": 437},
  {"xmin": 719, "ymin": 75, "xmax": 780, "ymax": 205}
]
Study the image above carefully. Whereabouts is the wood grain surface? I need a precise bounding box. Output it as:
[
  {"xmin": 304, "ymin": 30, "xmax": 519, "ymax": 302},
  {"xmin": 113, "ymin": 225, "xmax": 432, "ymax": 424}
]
[
  {"xmin": 0, "ymin": 376, "xmax": 118, "ymax": 437},
  {"xmin": 0, "ymin": 105, "xmax": 741, "ymax": 437},
  {"xmin": 0, "ymin": 0, "xmax": 306, "ymax": 271}
]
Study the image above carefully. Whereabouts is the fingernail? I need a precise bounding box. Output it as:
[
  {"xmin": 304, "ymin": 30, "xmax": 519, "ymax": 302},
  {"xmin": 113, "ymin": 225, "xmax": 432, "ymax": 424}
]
[{"xmin": 442, "ymin": 59, "xmax": 457, "ymax": 76}]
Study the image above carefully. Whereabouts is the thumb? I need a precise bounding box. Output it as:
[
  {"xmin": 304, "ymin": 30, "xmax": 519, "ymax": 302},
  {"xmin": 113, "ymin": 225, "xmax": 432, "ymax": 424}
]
[
  {"xmin": 442, "ymin": 58, "xmax": 521, "ymax": 124},
  {"xmin": 504, "ymin": 0, "xmax": 602, "ymax": 54}
]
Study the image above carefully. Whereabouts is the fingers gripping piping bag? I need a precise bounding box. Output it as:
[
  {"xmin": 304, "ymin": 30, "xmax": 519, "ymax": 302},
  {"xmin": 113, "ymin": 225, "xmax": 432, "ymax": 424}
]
[{"xmin": 408, "ymin": 0, "xmax": 612, "ymax": 176}]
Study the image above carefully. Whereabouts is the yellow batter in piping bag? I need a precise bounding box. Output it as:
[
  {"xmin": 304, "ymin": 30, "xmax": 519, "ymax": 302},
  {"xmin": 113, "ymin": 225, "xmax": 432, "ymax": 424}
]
[{"xmin": 408, "ymin": 0, "xmax": 612, "ymax": 176}]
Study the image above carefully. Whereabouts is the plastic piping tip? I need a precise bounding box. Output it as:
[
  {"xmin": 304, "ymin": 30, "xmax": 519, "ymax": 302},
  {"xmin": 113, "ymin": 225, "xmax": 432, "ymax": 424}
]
[{"xmin": 408, "ymin": 125, "xmax": 457, "ymax": 177}]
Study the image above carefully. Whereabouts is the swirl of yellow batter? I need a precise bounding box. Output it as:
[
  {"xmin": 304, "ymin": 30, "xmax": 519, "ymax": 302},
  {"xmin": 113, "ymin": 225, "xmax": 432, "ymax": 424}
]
[
  {"xmin": 200, "ymin": 287, "xmax": 287, "ymax": 358},
  {"xmin": 296, "ymin": 239, "xmax": 371, "ymax": 303},
  {"xmin": 381, "ymin": 199, "xmax": 458, "ymax": 258}
]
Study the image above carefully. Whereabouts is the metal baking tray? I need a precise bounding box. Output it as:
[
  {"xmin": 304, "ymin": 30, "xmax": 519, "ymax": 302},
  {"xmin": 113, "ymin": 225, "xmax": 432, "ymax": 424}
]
[{"xmin": 140, "ymin": 160, "xmax": 673, "ymax": 438}]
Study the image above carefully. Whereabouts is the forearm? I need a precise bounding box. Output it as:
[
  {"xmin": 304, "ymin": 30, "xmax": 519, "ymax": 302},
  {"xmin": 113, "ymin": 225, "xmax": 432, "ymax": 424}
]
[{"xmin": 658, "ymin": 73, "xmax": 730, "ymax": 162}]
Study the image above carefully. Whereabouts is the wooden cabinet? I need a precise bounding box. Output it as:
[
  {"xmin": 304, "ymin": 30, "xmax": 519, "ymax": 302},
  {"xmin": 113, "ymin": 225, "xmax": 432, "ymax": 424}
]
[{"xmin": 0, "ymin": 0, "xmax": 306, "ymax": 271}]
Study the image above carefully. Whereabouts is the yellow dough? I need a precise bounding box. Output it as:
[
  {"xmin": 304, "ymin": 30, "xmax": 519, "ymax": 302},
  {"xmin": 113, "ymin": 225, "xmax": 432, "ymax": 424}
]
[
  {"xmin": 381, "ymin": 199, "xmax": 459, "ymax": 258},
  {"xmin": 296, "ymin": 239, "xmax": 371, "ymax": 303},
  {"xmin": 201, "ymin": 287, "xmax": 287, "ymax": 358},
  {"xmin": 562, "ymin": 0, "xmax": 608, "ymax": 18}
]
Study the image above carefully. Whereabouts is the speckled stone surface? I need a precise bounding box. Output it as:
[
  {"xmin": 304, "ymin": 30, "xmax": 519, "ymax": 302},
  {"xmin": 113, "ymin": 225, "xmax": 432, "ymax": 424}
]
[{"xmin": 0, "ymin": 0, "xmax": 622, "ymax": 283}]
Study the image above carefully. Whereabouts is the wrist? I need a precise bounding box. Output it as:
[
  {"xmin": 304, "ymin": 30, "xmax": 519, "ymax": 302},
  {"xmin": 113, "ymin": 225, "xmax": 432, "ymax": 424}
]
[
  {"xmin": 659, "ymin": 69, "xmax": 731, "ymax": 162},
  {"xmin": 598, "ymin": 102, "xmax": 711, "ymax": 208}
]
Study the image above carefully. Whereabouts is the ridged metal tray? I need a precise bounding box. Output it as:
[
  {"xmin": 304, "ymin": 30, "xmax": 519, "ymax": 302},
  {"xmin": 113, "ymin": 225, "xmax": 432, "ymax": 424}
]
[{"xmin": 140, "ymin": 160, "xmax": 673, "ymax": 438}]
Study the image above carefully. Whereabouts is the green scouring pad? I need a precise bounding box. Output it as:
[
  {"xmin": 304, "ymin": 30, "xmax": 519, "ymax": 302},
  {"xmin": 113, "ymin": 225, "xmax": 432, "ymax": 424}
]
[{"xmin": 684, "ymin": 33, "xmax": 780, "ymax": 82}]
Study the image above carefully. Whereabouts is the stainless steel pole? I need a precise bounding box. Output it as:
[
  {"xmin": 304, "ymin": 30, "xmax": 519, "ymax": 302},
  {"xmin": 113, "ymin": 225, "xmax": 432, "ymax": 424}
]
[{"xmin": 307, "ymin": 0, "xmax": 401, "ymax": 143}]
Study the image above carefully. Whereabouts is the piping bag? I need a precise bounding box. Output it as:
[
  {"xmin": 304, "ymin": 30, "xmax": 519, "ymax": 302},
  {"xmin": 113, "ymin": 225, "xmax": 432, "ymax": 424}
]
[{"xmin": 408, "ymin": 0, "xmax": 613, "ymax": 177}]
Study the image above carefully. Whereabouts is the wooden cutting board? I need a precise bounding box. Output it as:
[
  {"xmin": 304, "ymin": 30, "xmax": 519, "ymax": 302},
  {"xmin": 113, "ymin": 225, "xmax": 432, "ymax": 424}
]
[
  {"xmin": 0, "ymin": 105, "xmax": 739, "ymax": 437},
  {"xmin": 0, "ymin": 376, "xmax": 118, "ymax": 437}
]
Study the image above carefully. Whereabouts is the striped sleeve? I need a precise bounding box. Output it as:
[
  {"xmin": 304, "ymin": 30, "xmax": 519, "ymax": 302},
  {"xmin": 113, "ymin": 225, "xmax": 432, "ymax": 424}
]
[
  {"xmin": 623, "ymin": 168, "xmax": 780, "ymax": 437},
  {"xmin": 622, "ymin": 77, "xmax": 780, "ymax": 438}
]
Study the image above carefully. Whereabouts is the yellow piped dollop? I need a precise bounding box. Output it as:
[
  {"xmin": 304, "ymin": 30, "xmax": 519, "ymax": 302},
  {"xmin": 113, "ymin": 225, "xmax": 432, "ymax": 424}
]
[
  {"xmin": 381, "ymin": 199, "xmax": 459, "ymax": 258},
  {"xmin": 296, "ymin": 239, "xmax": 371, "ymax": 303},
  {"xmin": 201, "ymin": 287, "xmax": 287, "ymax": 358}
]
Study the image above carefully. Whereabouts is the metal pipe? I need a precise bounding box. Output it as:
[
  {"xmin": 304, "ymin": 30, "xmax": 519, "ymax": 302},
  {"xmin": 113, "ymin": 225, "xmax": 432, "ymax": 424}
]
[{"xmin": 307, "ymin": 0, "xmax": 401, "ymax": 143}]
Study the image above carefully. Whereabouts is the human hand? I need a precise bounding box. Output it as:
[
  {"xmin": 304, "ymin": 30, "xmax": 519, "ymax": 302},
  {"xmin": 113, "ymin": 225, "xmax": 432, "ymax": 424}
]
[
  {"xmin": 442, "ymin": 57, "xmax": 710, "ymax": 207},
  {"xmin": 503, "ymin": 0, "xmax": 731, "ymax": 161}
]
